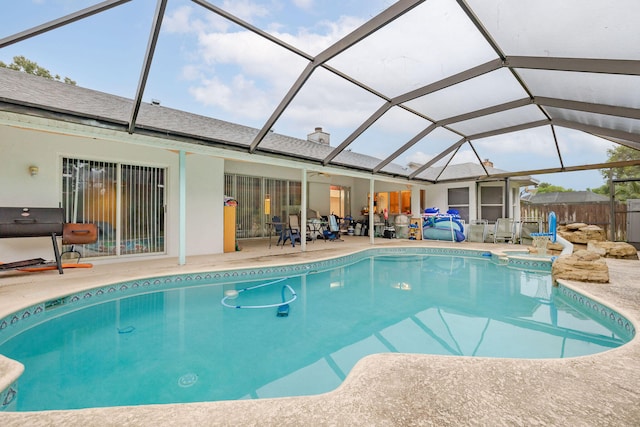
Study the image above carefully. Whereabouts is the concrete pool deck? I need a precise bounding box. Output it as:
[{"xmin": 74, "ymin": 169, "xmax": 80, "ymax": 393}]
[{"xmin": 0, "ymin": 237, "xmax": 639, "ymax": 426}]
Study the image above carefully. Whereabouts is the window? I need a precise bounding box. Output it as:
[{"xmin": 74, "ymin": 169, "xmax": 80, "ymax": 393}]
[
  {"xmin": 401, "ymin": 190, "xmax": 411, "ymax": 214},
  {"xmin": 390, "ymin": 191, "xmax": 399, "ymax": 214},
  {"xmin": 447, "ymin": 187, "xmax": 469, "ymax": 223},
  {"xmin": 62, "ymin": 157, "xmax": 166, "ymax": 258},
  {"xmin": 480, "ymin": 186, "xmax": 504, "ymax": 223},
  {"xmin": 377, "ymin": 190, "xmax": 411, "ymax": 215}
]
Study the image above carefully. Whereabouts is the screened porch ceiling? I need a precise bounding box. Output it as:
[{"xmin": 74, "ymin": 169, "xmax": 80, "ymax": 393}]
[{"xmin": 1, "ymin": 0, "xmax": 639, "ymax": 185}]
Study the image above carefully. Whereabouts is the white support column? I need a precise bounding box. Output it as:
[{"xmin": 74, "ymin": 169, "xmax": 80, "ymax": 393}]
[
  {"xmin": 369, "ymin": 178, "xmax": 375, "ymax": 244},
  {"xmin": 179, "ymin": 150, "xmax": 186, "ymax": 265},
  {"xmin": 301, "ymin": 168, "xmax": 307, "ymax": 252},
  {"xmin": 410, "ymin": 184, "xmax": 421, "ymax": 218}
]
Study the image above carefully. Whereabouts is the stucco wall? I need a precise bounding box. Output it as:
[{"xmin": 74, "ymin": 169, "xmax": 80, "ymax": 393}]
[
  {"xmin": 0, "ymin": 124, "xmax": 225, "ymax": 262},
  {"xmin": 187, "ymin": 154, "xmax": 224, "ymax": 255}
]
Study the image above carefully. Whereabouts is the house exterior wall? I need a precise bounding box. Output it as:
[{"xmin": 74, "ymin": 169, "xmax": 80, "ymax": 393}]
[
  {"xmin": 188, "ymin": 154, "xmax": 224, "ymax": 255},
  {"xmin": 425, "ymin": 182, "xmax": 477, "ymax": 219},
  {"xmin": 424, "ymin": 181, "xmax": 523, "ymax": 223},
  {"xmin": 0, "ymin": 119, "xmax": 527, "ymax": 265},
  {"xmin": 0, "ymin": 123, "xmax": 224, "ymax": 262}
]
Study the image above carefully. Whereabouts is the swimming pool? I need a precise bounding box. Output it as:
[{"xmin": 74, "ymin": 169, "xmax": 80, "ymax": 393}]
[{"xmin": 0, "ymin": 248, "xmax": 633, "ymax": 411}]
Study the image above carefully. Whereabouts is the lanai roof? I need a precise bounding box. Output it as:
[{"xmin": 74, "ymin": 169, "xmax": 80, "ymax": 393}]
[{"xmin": 1, "ymin": 0, "xmax": 639, "ymax": 184}]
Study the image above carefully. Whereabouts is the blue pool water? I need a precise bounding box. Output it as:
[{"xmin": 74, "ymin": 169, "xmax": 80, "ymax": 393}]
[{"xmin": 0, "ymin": 253, "xmax": 632, "ymax": 411}]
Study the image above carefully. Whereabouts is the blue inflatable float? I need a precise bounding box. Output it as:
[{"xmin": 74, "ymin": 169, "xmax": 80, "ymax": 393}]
[{"xmin": 422, "ymin": 208, "xmax": 465, "ymax": 242}]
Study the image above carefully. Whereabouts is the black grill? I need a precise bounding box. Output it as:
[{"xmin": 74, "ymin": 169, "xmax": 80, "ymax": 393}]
[
  {"xmin": 0, "ymin": 207, "xmax": 64, "ymax": 237},
  {"xmin": 0, "ymin": 207, "xmax": 65, "ymax": 273}
]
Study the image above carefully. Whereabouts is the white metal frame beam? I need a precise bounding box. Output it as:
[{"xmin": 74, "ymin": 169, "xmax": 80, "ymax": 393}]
[
  {"xmin": 0, "ymin": 0, "xmax": 131, "ymax": 48},
  {"xmin": 248, "ymin": 0, "xmax": 426, "ymax": 153}
]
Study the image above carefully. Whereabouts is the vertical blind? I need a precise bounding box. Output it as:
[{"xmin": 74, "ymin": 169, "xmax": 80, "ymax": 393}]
[
  {"xmin": 62, "ymin": 157, "xmax": 165, "ymax": 257},
  {"xmin": 225, "ymin": 173, "xmax": 301, "ymax": 238}
]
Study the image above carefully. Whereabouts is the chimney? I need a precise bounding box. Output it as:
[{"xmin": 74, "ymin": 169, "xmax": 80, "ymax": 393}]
[
  {"xmin": 307, "ymin": 127, "xmax": 330, "ymax": 145},
  {"xmin": 482, "ymin": 158, "xmax": 493, "ymax": 168}
]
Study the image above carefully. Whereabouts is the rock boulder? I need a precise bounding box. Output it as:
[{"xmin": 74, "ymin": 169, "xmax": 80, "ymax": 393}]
[
  {"xmin": 558, "ymin": 224, "xmax": 607, "ymax": 244},
  {"xmin": 565, "ymin": 222, "xmax": 588, "ymax": 230},
  {"xmin": 552, "ymin": 250, "xmax": 609, "ymax": 283},
  {"xmin": 587, "ymin": 241, "xmax": 639, "ymax": 260}
]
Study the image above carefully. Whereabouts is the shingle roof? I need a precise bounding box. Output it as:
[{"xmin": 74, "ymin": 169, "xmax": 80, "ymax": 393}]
[
  {"xmin": 0, "ymin": 67, "xmax": 525, "ymax": 181},
  {"xmin": 524, "ymin": 191, "xmax": 609, "ymax": 204}
]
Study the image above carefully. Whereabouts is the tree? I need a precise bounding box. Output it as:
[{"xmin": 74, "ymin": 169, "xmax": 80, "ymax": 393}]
[
  {"xmin": 535, "ymin": 182, "xmax": 573, "ymax": 194},
  {"xmin": 595, "ymin": 145, "xmax": 640, "ymax": 201},
  {"xmin": 0, "ymin": 55, "xmax": 76, "ymax": 85}
]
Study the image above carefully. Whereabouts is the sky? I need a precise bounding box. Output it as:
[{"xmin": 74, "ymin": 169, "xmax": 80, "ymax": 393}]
[{"xmin": 0, "ymin": 0, "xmax": 621, "ymax": 190}]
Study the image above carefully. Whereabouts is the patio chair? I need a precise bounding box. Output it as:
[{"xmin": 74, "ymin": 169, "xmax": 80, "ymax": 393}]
[
  {"xmin": 272, "ymin": 216, "xmax": 289, "ymax": 247},
  {"xmin": 288, "ymin": 214, "xmax": 302, "ymax": 247},
  {"xmin": 467, "ymin": 219, "xmax": 488, "ymax": 243},
  {"xmin": 493, "ymin": 218, "xmax": 516, "ymax": 244},
  {"xmin": 323, "ymin": 214, "xmax": 343, "ymax": 241}
]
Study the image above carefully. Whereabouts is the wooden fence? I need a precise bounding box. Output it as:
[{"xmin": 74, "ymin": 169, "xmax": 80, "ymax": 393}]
[{"xmin": 520, "ymin": 202, "xmax": 628, "ymax": 241}]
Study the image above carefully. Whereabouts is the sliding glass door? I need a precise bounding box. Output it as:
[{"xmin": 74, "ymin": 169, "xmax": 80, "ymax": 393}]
[
  {"xmin": 61, "ymin": 157, "xmax": 166, "ymax": 258},
  {"xmin": 225, "ymin": 173, "xmax": 301, "ymax": 238}
]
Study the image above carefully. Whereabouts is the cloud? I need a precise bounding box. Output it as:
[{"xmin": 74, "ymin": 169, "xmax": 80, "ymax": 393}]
[
  {"xmin": 405, "ymin": 151, "xmax": 433, "ymax": 165},
  {"xmin": 292, "ymin": 0, "xmax": 314, "ymax": 10},
  {"xmin": 555, "ymin": 127, "xmax": 615, "ymax": 156},
  {"xmin": 189, "ymin": 74, "xmax": 272, "ymax": 120},
  {"xmin": 220, "ymin": 0, "xmax": 270, "ymax": 22},
  {"xmin": 167, "ymin": 6, "xmax": 371, "ymax": 128},
  {"xmin": 163, "ymin": 5, "xmax": 194, "ymax": 33}
]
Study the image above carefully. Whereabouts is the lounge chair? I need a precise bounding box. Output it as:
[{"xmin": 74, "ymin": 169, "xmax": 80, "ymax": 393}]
[
  {"xmin": 467, "ymin": 219, "xmax": 488, "ymax": 243},
  {"xmin": 493, "ymin": 218, "xmax": 516, "ymax": 243}
]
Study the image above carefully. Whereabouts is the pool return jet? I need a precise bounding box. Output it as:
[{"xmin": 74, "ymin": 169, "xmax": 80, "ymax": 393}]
[{"xmin": 221, "ymin": 277, "xmax": 297, "ymax": 317}]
